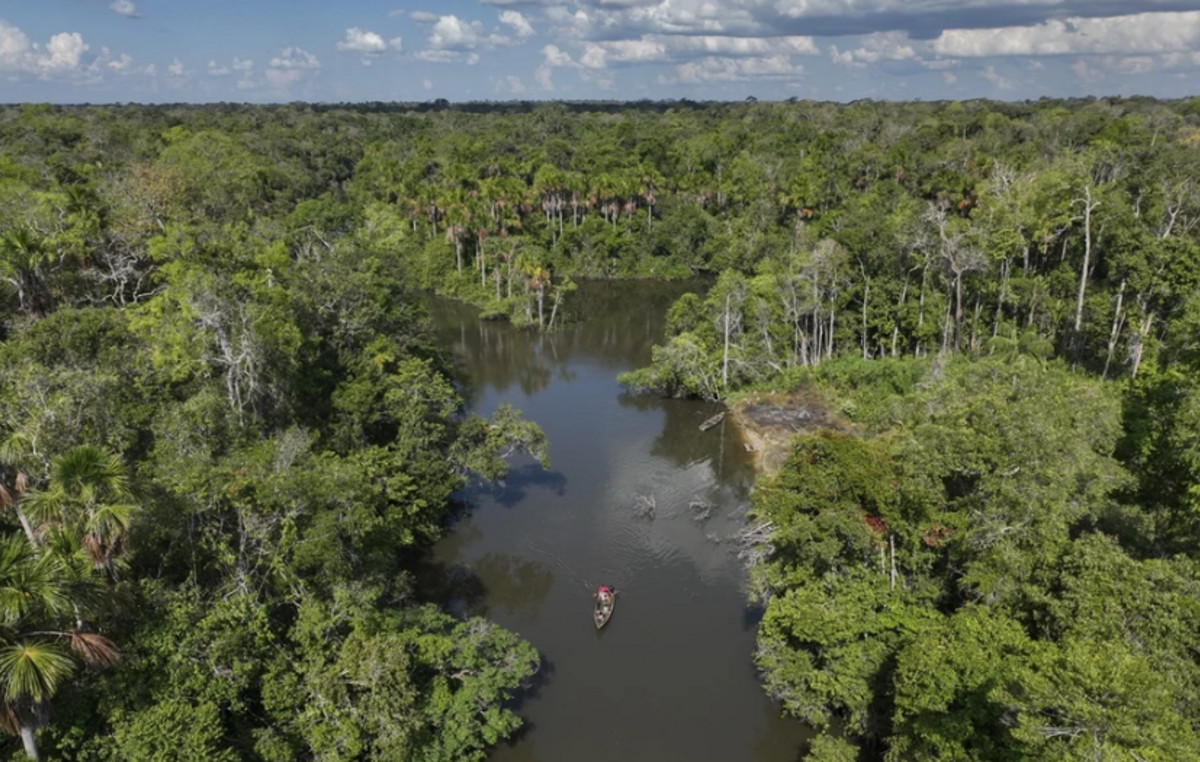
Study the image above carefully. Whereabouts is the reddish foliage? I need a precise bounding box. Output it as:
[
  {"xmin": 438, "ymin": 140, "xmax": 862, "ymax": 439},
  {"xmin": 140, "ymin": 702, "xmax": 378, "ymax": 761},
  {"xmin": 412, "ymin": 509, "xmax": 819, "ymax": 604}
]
[
  {"xmin": 864, "ymin": 515, "xmax": 889, "ymax": 536},
  {"xmin": 922, "ymin": 524, "xmax": 951, "ymax": 546}
]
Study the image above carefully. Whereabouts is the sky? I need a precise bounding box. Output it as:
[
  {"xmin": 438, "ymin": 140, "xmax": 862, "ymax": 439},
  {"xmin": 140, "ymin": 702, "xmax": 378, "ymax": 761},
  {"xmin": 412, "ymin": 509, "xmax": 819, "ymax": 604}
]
[{"xmin": 1, "ymin": 1, "xmax": 1199, "ymax": 103}]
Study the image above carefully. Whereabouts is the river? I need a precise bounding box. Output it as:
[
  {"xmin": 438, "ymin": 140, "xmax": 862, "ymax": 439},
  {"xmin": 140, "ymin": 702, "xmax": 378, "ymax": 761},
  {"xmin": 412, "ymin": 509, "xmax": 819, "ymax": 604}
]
[{"xmin": 425, "ymin": 280, "xmax": 810, "ymax": 762}]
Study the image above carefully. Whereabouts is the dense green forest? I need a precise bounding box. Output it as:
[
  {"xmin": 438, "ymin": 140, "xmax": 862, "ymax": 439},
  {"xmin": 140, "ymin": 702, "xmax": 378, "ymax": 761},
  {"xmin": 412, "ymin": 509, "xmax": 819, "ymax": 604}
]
[
  {"xmin": 746, "ymin": 353, "xmax": 1200, "ymax": 760},
  {"xmin": 0, "ymin": 102, "xmax": 552, "ymax": 760},
  {"xmin": 0, "ymin": 96, "xmax": 1199, "ymax": 759}
]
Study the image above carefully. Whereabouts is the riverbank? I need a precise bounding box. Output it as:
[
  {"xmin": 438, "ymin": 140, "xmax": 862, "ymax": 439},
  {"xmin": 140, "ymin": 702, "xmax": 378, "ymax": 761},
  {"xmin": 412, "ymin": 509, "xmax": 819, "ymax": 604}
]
[{"xmin": 729, "ymin": 389, "xmax": 850, "ymax": 477}]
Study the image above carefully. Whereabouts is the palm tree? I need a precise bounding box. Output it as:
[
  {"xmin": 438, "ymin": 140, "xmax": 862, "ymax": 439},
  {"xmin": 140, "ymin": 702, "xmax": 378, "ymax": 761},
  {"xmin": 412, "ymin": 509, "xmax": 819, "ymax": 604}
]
[
  {"xmin": 22, "ymin": 446, "xmax": 136, "ymax": 577},
  {"xmin": 0, "ymin": 534, "xmax": 118, "ymax": 761},
  {"xmin": 0, "ymin": 227, "xmax": 53, "ymax": 316}
]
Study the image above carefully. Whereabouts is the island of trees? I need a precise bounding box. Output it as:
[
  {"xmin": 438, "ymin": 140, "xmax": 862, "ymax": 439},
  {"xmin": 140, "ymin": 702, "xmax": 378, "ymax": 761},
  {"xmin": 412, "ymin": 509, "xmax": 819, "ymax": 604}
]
[{"xmin": 0, "ymin": 95, "xmax": 1198, "ymax": 759}]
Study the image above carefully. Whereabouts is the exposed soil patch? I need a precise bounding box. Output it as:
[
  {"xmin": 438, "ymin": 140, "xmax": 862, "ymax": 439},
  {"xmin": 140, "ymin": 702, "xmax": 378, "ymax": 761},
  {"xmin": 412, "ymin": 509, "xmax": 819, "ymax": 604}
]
[{"xmin": 730, "ymin": 389, "xmax": 850, "ymax": 477}]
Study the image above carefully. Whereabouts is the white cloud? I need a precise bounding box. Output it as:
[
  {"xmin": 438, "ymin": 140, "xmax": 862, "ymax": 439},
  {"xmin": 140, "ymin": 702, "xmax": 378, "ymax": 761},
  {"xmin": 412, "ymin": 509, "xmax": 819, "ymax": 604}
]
[
  {"xmin": 110, "ymin": 0, "xmax": 139, "ymax": 18},
  {"xmin": 568, "ymin": 34, "xmax": 818, "ymax": 70},
  {"xmin": 830, "ymin": 31, "xmax": 916, "ymax": 67},
  {"xmin": 414, "ymin": 49, "xmax": 481, "ymax": 65},
  {"xmin": 338, "ymin": 28, "xmax": 385, "ymax": 53},
  {"xmin": 167, "ymin": 58, "xmax": 185, "ymax": 77},
  {"xmin": 499, "ymin": 11, "xmax": 535, "ymax": 39},
  {"xmin": 270, "ymin": 46, "xmax": 320, "ymax": 70},
  {"xmin": 108, "ymin": 52, "xmax": 133, "ymax": 72},
  {"xmin": 981, "ymin": 64, "xmax": 1015, "ymax": 90},
  {"xmin": 337, "ymin": 27, "xmax": 403, "ymax": 55},
  {"xmin": 421, "ymin": 78, "xmax": 433, "ymax": 90},
  {"xmin": 0, "ymin": 23, "xmax": 92, "ymax": 77},
  {"xmin": 205, "ymin": 57, "xmax": 253, "ymax": 83},
  {"xmin": 1159, "ymin": 51, "xmax": 1200, "ymax": 69},
  {"xmin": 502, "ymin": 74, "xmax": 526, "ymax": 93},
  {"xmin": 410, "ymin": 11, "xmax": 439, "ymax": 23},
  {"xmin": 674, "ymin": 35, "xmax": 817, "ymax": 56},
  {"xmin": 933, "ymin": 11, "xmax": 1200, "ymax": 58},
  {"xmin": 536, "ymin": 64, "xmax": 554, "ymax": 90},
  {"xmin": 44, "ymin": 32, "xmax": 88, "ymax": 72},
  {"xmin": 429, "ymin": 15, "xmax": 484, "ymax": 49},
  {"xmin": 266, "ymin": 46, "xmax": 320, "ymax": 90},
  {"xmin": 677, "ymin": 54, "xmax": 802, "ymax": 83},
  {"xmin": 1100, "ymin": 55, "xmax": 1158, "ymax": 75},
  {"xmin": 581, "ymin": 40, "xmax": 663, "ymax": 68},
  {"xmin": 541, "ymin": 44, "xmax": 577, "ymax": 68}
]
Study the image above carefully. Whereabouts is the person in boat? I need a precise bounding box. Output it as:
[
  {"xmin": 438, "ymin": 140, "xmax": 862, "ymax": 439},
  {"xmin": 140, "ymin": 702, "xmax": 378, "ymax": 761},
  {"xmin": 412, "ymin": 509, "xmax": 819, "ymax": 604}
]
[{"xmin": 595, "ymin": 585, "xmax": 614, "ymax": 604}]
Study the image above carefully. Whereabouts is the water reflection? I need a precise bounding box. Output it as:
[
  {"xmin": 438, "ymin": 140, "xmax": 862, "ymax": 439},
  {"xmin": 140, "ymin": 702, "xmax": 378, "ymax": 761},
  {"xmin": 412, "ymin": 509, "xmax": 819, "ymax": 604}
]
[
  {"xmin": 465, "ymin": 461, "xmax": 570, "ymax": 509},
  {"xmin": 426, "ymin": 280, "xmax": 811, "ymax": 762},
  {"xmin": 471, "ymin": 552, "xmax": 555, "ymax": 618},
  {"xmin": 431, "ymin": 280, "xmax": 709, "ymax": 407}
]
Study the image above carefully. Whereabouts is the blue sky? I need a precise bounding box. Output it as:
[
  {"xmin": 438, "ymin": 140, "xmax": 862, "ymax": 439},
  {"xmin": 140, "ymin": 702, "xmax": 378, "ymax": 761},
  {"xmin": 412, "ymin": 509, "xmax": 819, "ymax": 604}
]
[{"xmin": 1, "ymin": 1, "xmax": 1199, "ymax": 103}]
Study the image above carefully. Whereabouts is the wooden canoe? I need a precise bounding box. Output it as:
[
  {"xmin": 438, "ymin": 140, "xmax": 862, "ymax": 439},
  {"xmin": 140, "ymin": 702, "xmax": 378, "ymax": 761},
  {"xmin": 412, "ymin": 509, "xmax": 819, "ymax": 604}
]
[
  {"xmin": 594, "ymin": 591, "xmax": 616, "ymax": 630},
  {"xmin": 699, "ymin": 411, "xmax": 726, "ymax": 431}
]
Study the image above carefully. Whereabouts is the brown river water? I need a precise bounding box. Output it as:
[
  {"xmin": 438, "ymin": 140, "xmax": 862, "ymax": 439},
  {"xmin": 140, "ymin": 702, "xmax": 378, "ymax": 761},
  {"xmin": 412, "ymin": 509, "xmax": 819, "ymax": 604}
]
[{"xmin": 425, "ymin": 281, "xmax": 811, "ymax": 762}]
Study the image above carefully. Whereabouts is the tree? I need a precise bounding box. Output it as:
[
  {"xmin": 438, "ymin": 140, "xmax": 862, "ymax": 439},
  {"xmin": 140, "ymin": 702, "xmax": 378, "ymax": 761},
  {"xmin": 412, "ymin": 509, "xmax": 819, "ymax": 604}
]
[
  {"xmin": 23, "ymin": 445, "xmax": 136, "ymax": 576},
  {"xmin": 0, "ymin": 534, "xmax": 119, "ymax": 761}
]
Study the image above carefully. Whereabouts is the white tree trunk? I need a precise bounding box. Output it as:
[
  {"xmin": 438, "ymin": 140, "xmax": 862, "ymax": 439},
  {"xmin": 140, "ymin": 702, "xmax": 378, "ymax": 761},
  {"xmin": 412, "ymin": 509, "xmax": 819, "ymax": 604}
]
[
  {"xmin": 19, "ymin": 723, "xmax": 39, "ymax": 761},
  {"xmin": 1074, "ymin": 185, "xmax": 1099, "ymax": 332}
]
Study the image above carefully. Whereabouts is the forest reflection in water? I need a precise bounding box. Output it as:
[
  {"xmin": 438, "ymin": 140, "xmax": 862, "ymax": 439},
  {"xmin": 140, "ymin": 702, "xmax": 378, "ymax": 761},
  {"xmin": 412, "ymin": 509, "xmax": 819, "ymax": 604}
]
[{"xmin": 425, "ymin": 280, "xmax": 811, "ymax": 762}]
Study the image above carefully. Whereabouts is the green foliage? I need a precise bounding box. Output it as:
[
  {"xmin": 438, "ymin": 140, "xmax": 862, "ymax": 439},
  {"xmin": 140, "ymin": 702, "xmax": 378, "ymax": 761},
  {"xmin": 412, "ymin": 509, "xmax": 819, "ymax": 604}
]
[
  {"xmin": 0, "ymin": 105, "xmax": 568, "ymax": 759},
  {"xmin": 1, "ymin": 97, "xmax": 1199, "ymax": 760},
  {"xmin": 803, "ymin": 734, "xmax": 859, "ymax": 762},
  {"xmin": 618, "ymin": 333, "xmax": 721, "ymax": 400},
  {"xmin": 109, "ymin": 699, "xmax": 237, "ymax": 762},
  {"xmin": 750, "ymin": 356, "xmax": 1200, "ymax": 759}
]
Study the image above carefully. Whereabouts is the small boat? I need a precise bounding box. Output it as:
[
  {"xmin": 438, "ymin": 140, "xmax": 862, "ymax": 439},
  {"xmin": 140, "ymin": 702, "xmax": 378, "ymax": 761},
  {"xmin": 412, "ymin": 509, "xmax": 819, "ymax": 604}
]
[
  {"xmin": 699, "ymin": 411, "xmax": 726, "ymax": 432},
  {"xmin": 594, "ymin": 591, "xmax": 617, "ymax": 630}
]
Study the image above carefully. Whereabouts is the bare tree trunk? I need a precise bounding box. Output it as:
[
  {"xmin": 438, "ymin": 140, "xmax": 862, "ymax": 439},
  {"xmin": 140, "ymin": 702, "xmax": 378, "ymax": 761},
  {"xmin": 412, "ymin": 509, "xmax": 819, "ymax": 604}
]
[
  {"xmin": 941, "ymin": 282, "xmax": 954, "ymax": 353},
  {"xmin": 479, "ymin": 241, "xmax": 486, "ymax": 289},
  {"xmin": 548, "ymin": 290, "xmax": 563, "ymax": 330},
  {"xmin": 827, "ymin": 290, "xmax": 836, "ymax": 361},
  {"xmin": 860, "ymin": 263, "xmax": 870, "ymax": 359},
  {"xmin": 14, "ymin": 506, "xmax": 37, "ymax": 547},
  {"xmin": 893, "ymin": 279, "xmax": 908, "ymax": 357},
  {"xmin": 971, "ymin": 297, "xmax": 983, "ymax": 352},
  {"xmin": 917, "ymin": 260, "xmax": 928, "ymax": 355},
  {"xmin": 1075, "ymin": 185, "xmax": 1099, "ymax": 332},
  {"xmin": 20, "ymin": 723, "xmax": 39, "ymax": 761},
  {"xmin": 1130, "ymin": 304, "xmax": 1154, "ymax": 379},
  {"xmin": 812, "ymin": 277, "xmax": 821, "ymax": 367},
  {"xmin": 722, "ymin": 293, "xmax": 731, "ymax": 388},
  {"xmin": 1102, "ymin": 279, "xmax": 1126, "ymax": 379},
  {"xmin": 889, "ymin": 534, "xmax": 896, "ymax": 590},
  {"xmin": 994, "ymin": 257, "xmax": 1010, "ymax": 336},
  {"xmin": 953, "ymin": 270, "xmax": 964, "ymax": 351}
]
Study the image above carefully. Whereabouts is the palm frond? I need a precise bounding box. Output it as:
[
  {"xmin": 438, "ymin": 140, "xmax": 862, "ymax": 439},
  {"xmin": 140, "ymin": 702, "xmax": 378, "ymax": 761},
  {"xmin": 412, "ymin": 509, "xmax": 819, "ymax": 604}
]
[
  {"xmin": 81, "ymin": 535, "xmax": 108, "ymax": 568},
  {"xmin": 0, "ymin": 642, "xmax": 74, "ymax": 703},
  {"xmin": 51, "ymin": 447, "xmax": 129, "ymax": 500},
  {"xmin": 0, "ymin": 537, "xmax": 71, "ymax": 624},
  {"xmin": 20, "ymin": 486, "xmax": 67, "ymax": 528},
  {"xmin": 67, "ymin": 632, "xmax": 119, "ymax": 669},
  {"xmin": 0, "ymin": 701, "xmax": 19, "ymax": 736}
]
